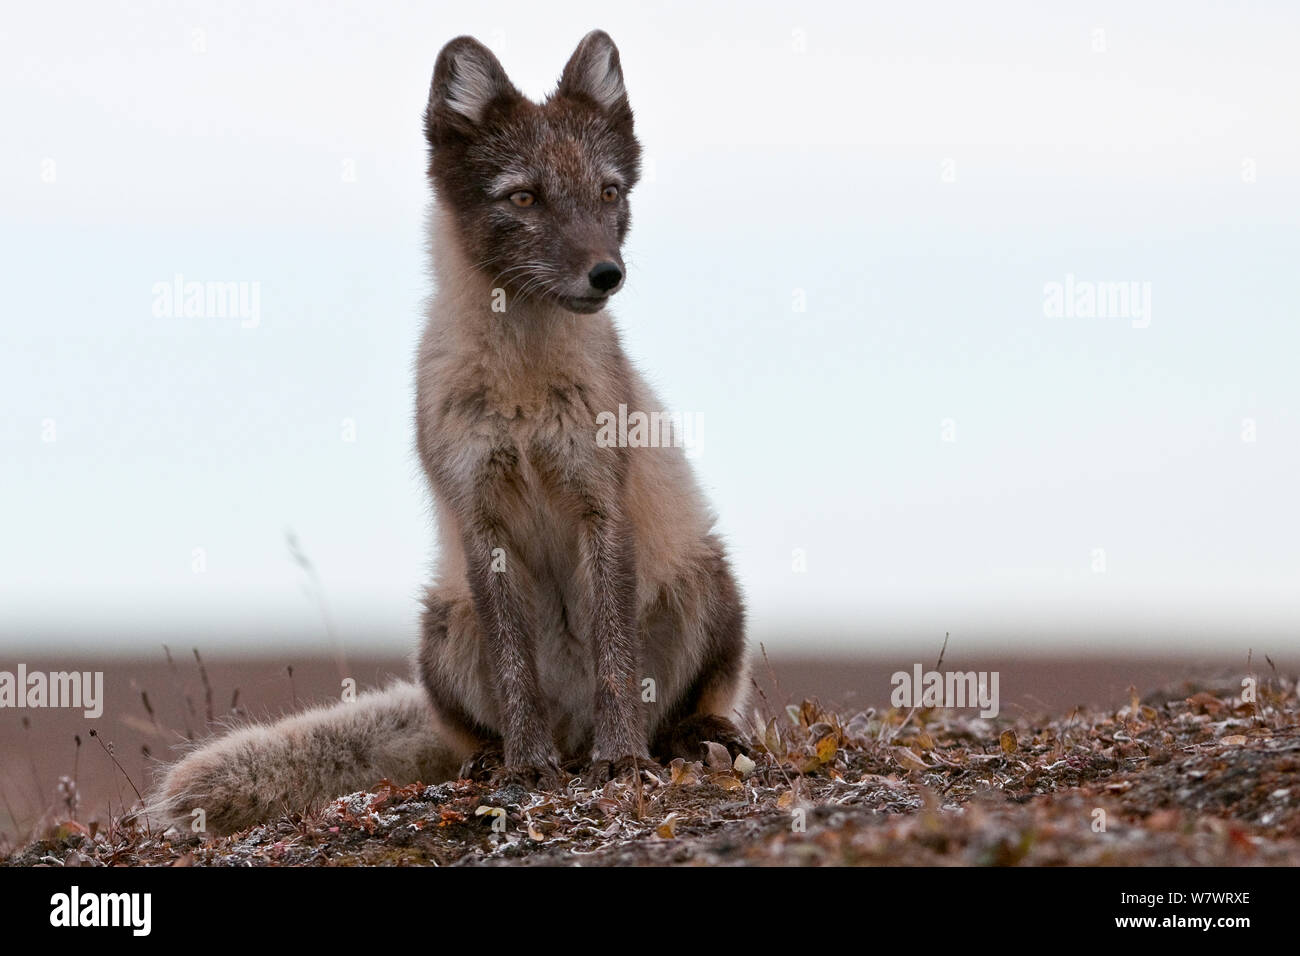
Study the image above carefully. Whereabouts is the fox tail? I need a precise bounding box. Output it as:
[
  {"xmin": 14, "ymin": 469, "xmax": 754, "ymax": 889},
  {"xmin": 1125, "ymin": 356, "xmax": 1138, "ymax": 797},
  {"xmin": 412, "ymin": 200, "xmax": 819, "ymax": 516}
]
[{"xmin": 145, "ymin": 680, "xmax": 463, "ymax": 836}]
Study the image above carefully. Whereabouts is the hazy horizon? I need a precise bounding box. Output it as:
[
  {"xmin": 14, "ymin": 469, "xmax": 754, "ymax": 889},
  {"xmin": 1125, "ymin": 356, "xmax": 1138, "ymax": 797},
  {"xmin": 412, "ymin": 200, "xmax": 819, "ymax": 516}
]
[{"xmin": 2, "ymin": 2, "xmax": 1297, "ymax": 658}]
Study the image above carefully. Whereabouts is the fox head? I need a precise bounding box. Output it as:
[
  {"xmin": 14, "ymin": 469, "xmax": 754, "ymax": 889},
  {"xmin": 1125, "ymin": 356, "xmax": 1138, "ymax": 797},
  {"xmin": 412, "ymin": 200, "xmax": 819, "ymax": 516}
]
[{"xmin": 425, "ymin": 31, "xmax": 642, "ymax": 315}]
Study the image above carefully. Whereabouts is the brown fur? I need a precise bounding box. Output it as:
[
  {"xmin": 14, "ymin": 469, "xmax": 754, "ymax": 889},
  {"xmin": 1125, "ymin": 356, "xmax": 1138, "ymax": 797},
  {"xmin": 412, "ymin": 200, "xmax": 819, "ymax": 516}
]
[{"xmin": 148, "ymin": 31, "xmax": 749, "ymax": 834}]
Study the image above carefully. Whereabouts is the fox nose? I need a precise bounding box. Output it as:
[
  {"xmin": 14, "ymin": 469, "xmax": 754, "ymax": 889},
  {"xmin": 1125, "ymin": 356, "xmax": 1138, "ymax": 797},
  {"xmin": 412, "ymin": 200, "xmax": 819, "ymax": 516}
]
[{"xmin": 587, "ymin": 261, "xmax": 623, "ymax": 293}]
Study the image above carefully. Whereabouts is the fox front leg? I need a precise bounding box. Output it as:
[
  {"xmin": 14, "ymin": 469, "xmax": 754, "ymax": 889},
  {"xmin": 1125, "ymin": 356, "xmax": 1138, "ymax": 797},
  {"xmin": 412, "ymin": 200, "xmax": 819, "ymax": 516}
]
[
  {"xmin": 576, "ymin": 500, "xmax": 652, "ymax": 777},
  {"xmin": 455, "ymin": 451, "xmax": 562, "ymax": 786},
  {"xmin": 463, "ymin": 533, "xmax": 561, "ymax": 783}
]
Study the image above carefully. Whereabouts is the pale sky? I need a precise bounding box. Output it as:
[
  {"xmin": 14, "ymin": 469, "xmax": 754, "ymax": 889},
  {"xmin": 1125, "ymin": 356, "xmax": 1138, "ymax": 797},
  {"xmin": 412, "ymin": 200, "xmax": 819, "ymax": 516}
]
[{"xmin": 2, "ymin": 1, "xmax": 1297, "ymax": 658}]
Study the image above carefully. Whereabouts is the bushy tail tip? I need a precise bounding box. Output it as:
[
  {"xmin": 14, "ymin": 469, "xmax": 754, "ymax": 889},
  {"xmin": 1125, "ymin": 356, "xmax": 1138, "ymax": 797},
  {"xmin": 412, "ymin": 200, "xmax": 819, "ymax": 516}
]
[{"xmin": 144, "ymin": 680, "xmax": 462, "ymax": 836}]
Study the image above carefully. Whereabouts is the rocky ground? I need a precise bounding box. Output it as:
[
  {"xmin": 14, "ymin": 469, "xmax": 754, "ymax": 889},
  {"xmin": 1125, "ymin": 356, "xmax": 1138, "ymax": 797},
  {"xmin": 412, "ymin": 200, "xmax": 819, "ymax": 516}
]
[{"xmin": 4, "ymin": 670, "xmax": 1297, "ymax": 867}]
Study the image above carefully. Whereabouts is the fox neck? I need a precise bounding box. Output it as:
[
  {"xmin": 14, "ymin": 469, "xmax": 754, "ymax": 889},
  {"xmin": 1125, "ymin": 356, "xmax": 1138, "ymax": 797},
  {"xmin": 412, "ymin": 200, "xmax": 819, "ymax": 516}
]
[{"xmin": 429, "ymin": 200, "xmax": 597, "ymax": 361}]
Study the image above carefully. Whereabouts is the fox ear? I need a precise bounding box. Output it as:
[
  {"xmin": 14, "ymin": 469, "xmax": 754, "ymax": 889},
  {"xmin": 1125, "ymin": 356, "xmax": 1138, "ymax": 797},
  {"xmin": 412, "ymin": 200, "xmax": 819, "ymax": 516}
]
[
  {"xmin": 557, "ymin": 30, "xmax": 631, "ymax": 121},
  {"xmin": 426, "ymin": 36, "xmax": 519, "ymax": 141}
]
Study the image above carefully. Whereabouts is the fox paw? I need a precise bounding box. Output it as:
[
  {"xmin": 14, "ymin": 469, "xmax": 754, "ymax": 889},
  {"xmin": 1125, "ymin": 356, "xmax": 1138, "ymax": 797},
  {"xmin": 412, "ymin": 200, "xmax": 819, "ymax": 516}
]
[
  {"xmin": 583, "ymin": 753, "xmax": 662, "ymax": 789},
  {"xmin": 488, "ymin": 758, "xmax": 564, "ymax": 792},
  {"xmin": 458, "ymin": 745, "xmax": 505, "ymax": 781}
]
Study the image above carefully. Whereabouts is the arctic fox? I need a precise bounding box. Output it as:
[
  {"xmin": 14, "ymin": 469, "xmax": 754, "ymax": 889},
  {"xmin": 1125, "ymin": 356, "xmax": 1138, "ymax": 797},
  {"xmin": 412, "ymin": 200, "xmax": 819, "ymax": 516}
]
[{"xmin": 151, "ymin": 30, "xmax": 749, "ymax": 835}]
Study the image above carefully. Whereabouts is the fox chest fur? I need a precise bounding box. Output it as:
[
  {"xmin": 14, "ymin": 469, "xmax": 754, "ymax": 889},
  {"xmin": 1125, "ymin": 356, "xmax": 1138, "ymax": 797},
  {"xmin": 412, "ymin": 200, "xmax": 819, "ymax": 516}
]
[
  {"xmin": 417, "ymin": 299, "xmax": 631, "ymax": 574},
  {"xmin": 414, "ymin": 287, "xmax": 653, "ymax": 753}
]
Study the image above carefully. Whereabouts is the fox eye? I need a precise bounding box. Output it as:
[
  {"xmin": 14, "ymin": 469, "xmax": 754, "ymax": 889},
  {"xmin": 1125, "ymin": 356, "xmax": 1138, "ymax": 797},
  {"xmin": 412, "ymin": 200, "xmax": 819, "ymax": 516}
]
[
  {"xmin": 509, "ymin": 191, "xmax": 536, "ymax": 208},
  {"xmin": 601, "ymin": 185, "xmax": 620, "ymax": 203}
]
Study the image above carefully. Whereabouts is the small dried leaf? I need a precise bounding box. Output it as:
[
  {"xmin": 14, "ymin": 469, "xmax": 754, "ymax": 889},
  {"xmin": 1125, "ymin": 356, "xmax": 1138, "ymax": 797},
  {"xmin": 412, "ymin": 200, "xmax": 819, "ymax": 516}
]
[
  {"xmin": 701, "ymin": 741, "xmax": 732, "ymax": 772},
  {"xmin": 54, "ymin": 820, "xmax": 91, "ymax": 839},
  {"xmin": 999, "ymin": 730, "xmax": 1018, "ymax": 754},
  {"xmin": 709, "ymin": 772, "xmax": 743, "ymax": 790},
  {"xmin": 1220, "ymin": 735, "xmax": 1248, "ymax": 746},
  {"xmin": 733, "ymin": 753, "xmax": 756, "ymax": 776},
  {"xmin": 794, "ymin": 752, "xmax": 824, "ymax": 773},
  {"xmin": 815, "ymin": 734, "xmax": 838, "ymax": 764},
  {"xmin": 892, "ymin": 747, "xmax": 928, "ymax": 772},
  {"xmin": 764, "ymin": 717, "xmax": 784, "ymax": 756},
  {"xmin": 656, "ymin": 812, "xmax": 680, "ymax": 839},
  {"xmin": 668, "ymin": 757, "xmax": 700, "ymax": 787}
]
